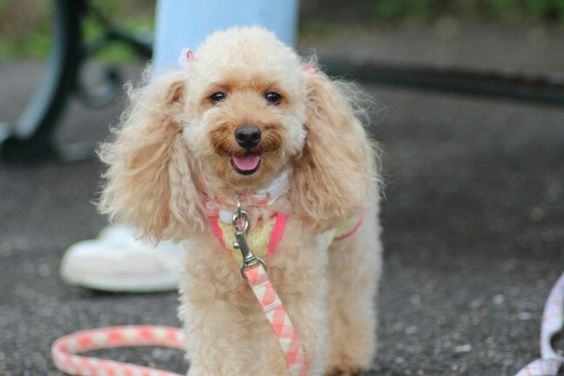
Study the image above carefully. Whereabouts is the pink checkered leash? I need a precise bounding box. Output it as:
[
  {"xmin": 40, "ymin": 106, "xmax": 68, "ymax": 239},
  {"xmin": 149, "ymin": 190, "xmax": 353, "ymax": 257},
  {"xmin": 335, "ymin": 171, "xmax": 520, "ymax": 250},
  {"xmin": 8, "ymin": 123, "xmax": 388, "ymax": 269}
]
[
  {"xmin": 52, "ymin": 201, "xmax": 308, "ymax": 376},
  {"xmin": 515, "ymin": 273, "xmax": 564, "ymax": 376},
  {"xmin": 233, "ymin": 202, "xmax": 308, "ymax": 376}
]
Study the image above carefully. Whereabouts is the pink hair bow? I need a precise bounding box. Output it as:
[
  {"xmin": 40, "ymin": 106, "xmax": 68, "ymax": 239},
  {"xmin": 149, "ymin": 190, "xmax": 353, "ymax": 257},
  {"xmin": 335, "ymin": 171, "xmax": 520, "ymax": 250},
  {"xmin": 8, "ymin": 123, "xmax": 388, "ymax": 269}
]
[{"xmin": 178, "ymin": 48, "xmax": 194, "ymax": 68}]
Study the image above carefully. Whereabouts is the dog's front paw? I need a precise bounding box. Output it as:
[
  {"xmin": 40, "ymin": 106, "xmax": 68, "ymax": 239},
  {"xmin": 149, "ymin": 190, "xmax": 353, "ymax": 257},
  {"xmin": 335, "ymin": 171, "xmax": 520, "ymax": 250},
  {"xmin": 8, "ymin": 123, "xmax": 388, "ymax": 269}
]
[
  {"xmin": 326, "ymin": 367, "xmax": 367, "ymax": 376},
  {"xmin": 325, "ymin": 339, "xmax": 375, "ymax": 376},
  {"xmin": 326, "ymin": 352, "xmax": 374, "ymax": 376}
]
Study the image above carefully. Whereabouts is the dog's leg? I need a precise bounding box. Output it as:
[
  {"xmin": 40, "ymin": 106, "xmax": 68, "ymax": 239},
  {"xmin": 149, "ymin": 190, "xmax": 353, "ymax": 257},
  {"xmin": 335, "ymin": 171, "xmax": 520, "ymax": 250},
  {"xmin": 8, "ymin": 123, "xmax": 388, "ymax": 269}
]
[
  {"xmin": 325, "ymin": 204, "xmax": 383, "ymax": 375},
  {"xmin": 179, "ymin": 235, "xmax": 286, "ymax": 375},
  {"xmin": 179, "ymin": 228, "xmax": 329, "ymax": 376},
  {"xmin": 266, "ymin": 218, "xmax": 332, "ymax": 376}
]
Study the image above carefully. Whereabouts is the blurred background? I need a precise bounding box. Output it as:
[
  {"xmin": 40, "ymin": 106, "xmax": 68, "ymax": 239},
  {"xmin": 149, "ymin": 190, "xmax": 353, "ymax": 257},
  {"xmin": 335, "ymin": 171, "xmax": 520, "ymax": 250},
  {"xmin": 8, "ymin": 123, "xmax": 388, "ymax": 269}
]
[{"xmin": 0, "ymin": 0, "xmax": 563, "ymax": 375}]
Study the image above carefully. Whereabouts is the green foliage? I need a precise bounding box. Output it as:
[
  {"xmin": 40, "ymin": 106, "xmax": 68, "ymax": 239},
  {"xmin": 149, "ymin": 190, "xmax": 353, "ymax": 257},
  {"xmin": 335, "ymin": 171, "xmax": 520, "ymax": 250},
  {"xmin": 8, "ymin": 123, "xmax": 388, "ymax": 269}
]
[
  {"xmin": 373, "ymin": 0, "xmax": 437, "ymax": 22},
  {"xmin": 1, "ymin": 0, "xmax": 562, "ymax": 60},
  {"xmin": 0, "ymin": 0, "xmax": 153, "ymax": 61},
  {"xmin": 300, "ymin": 20, "xmax": 331, "ymax": 40},
  {"xmin": 0, "ymin": 0, "xmax": 52, "ymax": 59},
  {"xmin": 82, "ymin": 13, "xmax": 153, "ymax": 62},
  {"xmin": 371, "ymin": 0, "xmax": 564, "ymax": 24}
]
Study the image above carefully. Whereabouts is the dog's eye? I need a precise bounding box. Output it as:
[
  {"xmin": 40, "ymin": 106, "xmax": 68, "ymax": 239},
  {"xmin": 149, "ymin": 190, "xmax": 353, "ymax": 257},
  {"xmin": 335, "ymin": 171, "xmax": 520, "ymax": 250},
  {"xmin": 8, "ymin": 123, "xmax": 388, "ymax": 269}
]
[
  {"xmin": 209, "ymin": 91, "xmax": 226, "ymax": 103},
  {"xmin": 264, "ymin": 92, "xmax": 282, "ymax": 105}
]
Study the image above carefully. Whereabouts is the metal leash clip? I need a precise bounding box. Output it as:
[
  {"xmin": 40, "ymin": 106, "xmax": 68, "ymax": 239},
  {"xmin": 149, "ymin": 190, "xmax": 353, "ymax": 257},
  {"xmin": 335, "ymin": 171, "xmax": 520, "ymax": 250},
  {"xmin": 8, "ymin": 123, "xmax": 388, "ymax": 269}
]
[{"xmin": 232, "ymin": 200, "xmax": 267, "ymax": 279}]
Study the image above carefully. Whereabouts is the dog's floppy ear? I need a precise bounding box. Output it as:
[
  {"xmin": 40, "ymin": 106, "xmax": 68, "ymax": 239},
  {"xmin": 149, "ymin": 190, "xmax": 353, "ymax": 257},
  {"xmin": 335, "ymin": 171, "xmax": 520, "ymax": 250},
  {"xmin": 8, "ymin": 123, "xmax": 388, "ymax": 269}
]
[
  {"xmin": 290, "ymin": 67, "xmax": 379, "ymax": 232},
  {"xmin": 98, "ymin": 69, "xmax": 204, "ymax": 241}
]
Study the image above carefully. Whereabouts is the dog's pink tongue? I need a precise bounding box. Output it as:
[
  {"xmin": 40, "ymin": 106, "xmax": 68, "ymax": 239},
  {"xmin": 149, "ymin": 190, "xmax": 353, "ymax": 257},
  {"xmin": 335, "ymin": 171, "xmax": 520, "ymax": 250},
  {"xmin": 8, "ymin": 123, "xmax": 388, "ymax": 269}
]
[{"xmin": 232, "ymin": 154, "xmax": 261, "ymax": 171}]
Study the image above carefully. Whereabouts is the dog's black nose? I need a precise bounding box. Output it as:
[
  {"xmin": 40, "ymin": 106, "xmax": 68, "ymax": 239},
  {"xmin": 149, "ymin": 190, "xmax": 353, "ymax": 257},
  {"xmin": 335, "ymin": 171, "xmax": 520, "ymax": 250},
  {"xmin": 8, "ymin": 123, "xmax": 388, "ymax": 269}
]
[{"xmin": 235, "ymin": 126, "xmax": 261, "ymax": 149}]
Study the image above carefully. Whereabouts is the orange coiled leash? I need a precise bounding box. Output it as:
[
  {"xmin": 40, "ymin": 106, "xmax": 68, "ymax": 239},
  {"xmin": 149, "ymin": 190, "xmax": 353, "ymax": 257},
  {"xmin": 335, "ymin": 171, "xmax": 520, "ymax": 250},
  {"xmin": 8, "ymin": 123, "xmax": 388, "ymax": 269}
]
[
  {"xmin": 52, "ymin": 201, "xmax": 308, "ymax": 376},
  {"xmin": 52, "ymin": 325, "xmax": 185, "ymax": 376}
]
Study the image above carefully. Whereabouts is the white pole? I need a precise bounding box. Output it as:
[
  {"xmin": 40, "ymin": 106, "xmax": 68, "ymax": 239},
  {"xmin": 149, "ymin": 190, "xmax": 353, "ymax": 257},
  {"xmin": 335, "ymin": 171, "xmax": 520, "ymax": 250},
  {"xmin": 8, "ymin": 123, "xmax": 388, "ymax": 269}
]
[{"xmin": 152, "ymin": 0, "xmax": 300, "ymax": 75}]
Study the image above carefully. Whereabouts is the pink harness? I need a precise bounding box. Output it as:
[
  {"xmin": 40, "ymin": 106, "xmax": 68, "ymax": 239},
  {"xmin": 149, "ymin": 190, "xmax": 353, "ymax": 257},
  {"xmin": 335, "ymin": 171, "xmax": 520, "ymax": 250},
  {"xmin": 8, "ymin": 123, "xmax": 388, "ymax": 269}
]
[{"xmin": 210, "ymin": 213, "xmax": 288, "ymax": 259}]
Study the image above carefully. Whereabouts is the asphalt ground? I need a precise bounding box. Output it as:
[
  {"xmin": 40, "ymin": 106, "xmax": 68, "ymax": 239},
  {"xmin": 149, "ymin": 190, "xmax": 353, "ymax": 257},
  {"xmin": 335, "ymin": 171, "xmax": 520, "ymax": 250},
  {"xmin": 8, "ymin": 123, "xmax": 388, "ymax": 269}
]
[{"xmin": 1, "ymin": 24, "xmax": 563, "ymax": 375}]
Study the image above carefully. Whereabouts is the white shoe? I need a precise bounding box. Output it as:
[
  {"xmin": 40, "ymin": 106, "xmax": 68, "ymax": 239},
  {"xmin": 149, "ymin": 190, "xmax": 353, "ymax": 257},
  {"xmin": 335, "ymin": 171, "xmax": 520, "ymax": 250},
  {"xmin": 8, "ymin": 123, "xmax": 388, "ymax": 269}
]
[{"xmin": 60, "ymin": 225, "xmax": 182, "ymax": 292}]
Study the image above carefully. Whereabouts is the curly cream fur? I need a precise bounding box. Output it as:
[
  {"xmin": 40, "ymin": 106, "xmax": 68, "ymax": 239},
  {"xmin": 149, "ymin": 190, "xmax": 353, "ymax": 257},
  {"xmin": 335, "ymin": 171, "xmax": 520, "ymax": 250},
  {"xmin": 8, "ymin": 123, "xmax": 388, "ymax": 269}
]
[
  {"xmin": 290, "ymin": 71, "xmax": 380, "ymax": 232},
  {"xmin": 98, "ymin": 69, "xmax": 205, "ymax": 241},
  {"xmin": 98, "ymin": 26, "xmax": 383, "ymax": 376}
]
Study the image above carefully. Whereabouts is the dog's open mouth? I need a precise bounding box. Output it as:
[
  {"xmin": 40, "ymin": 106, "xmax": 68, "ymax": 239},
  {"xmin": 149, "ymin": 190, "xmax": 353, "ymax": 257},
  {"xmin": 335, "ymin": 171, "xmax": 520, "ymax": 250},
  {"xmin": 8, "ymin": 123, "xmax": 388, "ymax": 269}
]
[{"xmin": 231, "ymin": 153, "xmax": 261, "ymax": 175}]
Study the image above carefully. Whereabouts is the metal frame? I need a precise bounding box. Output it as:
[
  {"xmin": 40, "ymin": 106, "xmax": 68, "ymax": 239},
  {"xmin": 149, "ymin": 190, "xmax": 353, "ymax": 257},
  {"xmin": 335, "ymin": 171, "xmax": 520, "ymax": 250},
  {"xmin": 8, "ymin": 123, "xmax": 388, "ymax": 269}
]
[
  {"xmin": 1, "ymin": 0, "xmax": 81, "ymax": 160},
  {"xmin": 0, "ymin": 0, "xmax": 151, "ymax": 161}
]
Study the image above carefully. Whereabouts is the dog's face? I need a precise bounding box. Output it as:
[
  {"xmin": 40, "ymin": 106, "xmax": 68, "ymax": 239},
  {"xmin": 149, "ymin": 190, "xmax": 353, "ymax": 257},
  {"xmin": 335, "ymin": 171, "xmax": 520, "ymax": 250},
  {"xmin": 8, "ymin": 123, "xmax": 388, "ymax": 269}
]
[
  {"xmin": 180, "ymin": 28, "xmax": 307, "ymax": 192},
  {"xmin": 99, "ymin": 26, "xmax": 377, "ymax": 240}
]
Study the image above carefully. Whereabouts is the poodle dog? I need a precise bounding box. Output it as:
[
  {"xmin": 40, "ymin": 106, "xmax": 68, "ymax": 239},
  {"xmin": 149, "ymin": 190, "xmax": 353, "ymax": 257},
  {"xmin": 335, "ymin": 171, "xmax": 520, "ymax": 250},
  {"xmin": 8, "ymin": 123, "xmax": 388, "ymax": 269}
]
[{"xmin": 99, "ymin": 26, "xmax": 383, "ymax": 376}]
